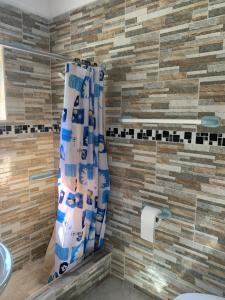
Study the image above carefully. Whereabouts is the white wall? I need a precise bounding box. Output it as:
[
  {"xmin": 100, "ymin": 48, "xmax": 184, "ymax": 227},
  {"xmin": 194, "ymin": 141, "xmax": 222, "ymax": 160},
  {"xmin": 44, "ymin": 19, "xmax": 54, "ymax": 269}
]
[
  {"xmin": 0, "ymin": 0, "xmax": 97, "ymax": 18},
  {"xmin": 0, "ymin": 0, "xmax": 50, "ymax": 18},
  {"xmin": 48, "ymin": 0, "xmax": 96, "ymax": 19}
]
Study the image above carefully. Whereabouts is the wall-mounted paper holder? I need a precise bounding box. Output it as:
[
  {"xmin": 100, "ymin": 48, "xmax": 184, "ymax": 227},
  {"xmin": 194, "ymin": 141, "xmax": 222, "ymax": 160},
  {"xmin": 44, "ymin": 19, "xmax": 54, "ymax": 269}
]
[
  {"xmin": 141, "ymin": 206, "xmax": 172, "ymax": 242},
  {"xmin": 156, "ymin": 208, "xmax": 172, "ymax": 222}
]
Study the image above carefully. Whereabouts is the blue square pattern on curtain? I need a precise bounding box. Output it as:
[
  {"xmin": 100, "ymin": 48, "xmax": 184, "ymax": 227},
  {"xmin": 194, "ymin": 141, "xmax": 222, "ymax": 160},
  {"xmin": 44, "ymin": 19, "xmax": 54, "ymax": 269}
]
[
  {"xmin": 55, "ymin": 243, "xmax": 69, "ymax": 261},
  {"xmin": 65, "ymin": 164, "xmax": 77, "ymax": 176}
]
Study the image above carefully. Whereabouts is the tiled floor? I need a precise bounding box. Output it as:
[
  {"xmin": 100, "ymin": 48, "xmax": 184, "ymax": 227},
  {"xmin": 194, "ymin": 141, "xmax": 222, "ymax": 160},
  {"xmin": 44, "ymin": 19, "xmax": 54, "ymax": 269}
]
[
  {"xmin": 79, "ymin": 276, "xmax": 150, "ymax": 300},
  {"xmin": 1, "ymin": 258, "xmax": 49, "ymax": 300}
]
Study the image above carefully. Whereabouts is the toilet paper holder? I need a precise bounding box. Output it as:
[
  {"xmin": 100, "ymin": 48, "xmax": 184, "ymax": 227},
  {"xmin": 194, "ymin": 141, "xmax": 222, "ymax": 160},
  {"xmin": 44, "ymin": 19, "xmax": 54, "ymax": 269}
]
[
  {"xmin": 156, "ymin": 208, "xmax": 172, "ymax": 222},
  {"xmin": 141, "ymin": 206, "xmax": 172, "ymax": 243}
]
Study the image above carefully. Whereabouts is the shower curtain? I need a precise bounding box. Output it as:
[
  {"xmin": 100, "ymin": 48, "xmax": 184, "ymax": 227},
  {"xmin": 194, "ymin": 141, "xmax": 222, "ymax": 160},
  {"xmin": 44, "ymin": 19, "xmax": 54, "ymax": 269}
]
[{"xmin": 48, "ymin": 63, "xmax": 110, "ymax": 282}]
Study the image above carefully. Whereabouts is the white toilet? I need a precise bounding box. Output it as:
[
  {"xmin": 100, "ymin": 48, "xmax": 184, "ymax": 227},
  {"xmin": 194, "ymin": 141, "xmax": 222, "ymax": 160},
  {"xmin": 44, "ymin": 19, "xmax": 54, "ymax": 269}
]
[{"xmin": 175, "ymin": 293, "xmax": 225, "ymax": 300}]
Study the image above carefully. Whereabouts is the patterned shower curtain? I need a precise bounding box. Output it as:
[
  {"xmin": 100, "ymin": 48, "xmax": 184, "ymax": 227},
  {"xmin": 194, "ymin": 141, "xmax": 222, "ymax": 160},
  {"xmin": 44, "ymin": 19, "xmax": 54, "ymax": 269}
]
[{"xmin": 48, "ymin": 63, "xmax": 110, "ymax": 282}]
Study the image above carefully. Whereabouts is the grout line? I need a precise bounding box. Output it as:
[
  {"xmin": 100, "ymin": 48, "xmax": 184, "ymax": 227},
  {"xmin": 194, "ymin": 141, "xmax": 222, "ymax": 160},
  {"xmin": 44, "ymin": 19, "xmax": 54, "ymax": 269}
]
[
  {"xmin": 196, "ymin": 78, "xmax": 201, "ymax": 134},
  {"xmin": 123, "ymin": 250, "xmax": 125, "ymax": 279},
  {"xmin": 155, "ymin": 140, "xmax": 157, "ymax": 186},
  {"xmin": 193, "ymin": 195, "xmax": 198, "ymax": 243},
  {"xmin": 158, "ymin": 30, "xmax": 160, "ymax": 82},
  {"xmin": 69, "ymin": 8, "xmax": 72, "ymax": 52},
  {"xmin": 207, "ymin": 0, "xmax": 210, "ymax": 19}
]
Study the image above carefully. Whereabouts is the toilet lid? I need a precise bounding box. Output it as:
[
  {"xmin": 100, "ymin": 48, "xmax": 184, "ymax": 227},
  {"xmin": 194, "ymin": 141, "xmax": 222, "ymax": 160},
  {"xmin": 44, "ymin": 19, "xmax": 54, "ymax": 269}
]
[{"xmin": 175, "ymin": 293, "xmax": 225, "ymax": 300}]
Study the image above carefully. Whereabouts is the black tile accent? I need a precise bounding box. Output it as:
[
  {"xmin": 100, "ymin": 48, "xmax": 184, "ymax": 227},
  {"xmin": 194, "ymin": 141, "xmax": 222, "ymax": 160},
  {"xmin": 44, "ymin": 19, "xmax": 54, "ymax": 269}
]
[
  {"xmin": 129, "ymin": 129, "xmax": 134, "ymax": 135},
  {"xmin": 137, "ymin": 133, "xmax": 143, "ymax": 139},
  {"xmin": 196, "ymin": 137, "xmax": 204, "ymax": 144},
  {"xmin": 210, "ymin": 133, "xmax": 217, "ymax": 141},
  {"xmin": 163, "ymin": 131, "xmax": 169, "ymax": 137},
  {"xmin": 146, "ymin": 130, "xmax": 152, "ymax": 136},
  {"xmin": 173, "ymin": 135, "xmax": 180, "ymax": 142},
  {"xmin": 184, "ymin": 132, "xmax": 192, "ymax": 139},
  {"xmin": 156, "ymin": 134, "xmax": 162, "ymax": 140}
]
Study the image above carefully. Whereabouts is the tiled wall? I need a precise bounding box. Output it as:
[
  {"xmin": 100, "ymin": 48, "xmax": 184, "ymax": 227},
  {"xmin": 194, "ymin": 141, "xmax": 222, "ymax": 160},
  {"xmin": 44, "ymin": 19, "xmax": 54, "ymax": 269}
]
[
  {"xmin": 0, "ymin": 4, "xmax": 49, "ymax": 50},
  {"xmin": 0, "ymin": 0, "xmax": 225, "ymax": 297},
  {"xmin": 0, "ymin": 4, "xmax": 56, "ymax": 270},
  {"xmin": 49, "ymin": 0, "xmax": 225, "ymax": 299}
]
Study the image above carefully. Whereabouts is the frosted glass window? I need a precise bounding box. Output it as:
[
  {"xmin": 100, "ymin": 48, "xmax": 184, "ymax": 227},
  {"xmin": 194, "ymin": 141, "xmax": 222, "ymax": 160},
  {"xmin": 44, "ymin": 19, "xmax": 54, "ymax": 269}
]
[{"xmin": 0, "ymin": 46, "xmax": 6, "ymax": 120}]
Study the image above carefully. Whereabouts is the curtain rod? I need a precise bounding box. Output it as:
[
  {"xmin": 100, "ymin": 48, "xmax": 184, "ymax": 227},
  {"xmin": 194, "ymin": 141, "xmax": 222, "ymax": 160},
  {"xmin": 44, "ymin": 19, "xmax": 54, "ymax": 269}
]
[
  {"xmin": 0, "ymin": 41, "xmax": 100, "ymax": 68},
  {"xmin": 0, "ymin": 41, "xmax": 72, "ymax": 61}
]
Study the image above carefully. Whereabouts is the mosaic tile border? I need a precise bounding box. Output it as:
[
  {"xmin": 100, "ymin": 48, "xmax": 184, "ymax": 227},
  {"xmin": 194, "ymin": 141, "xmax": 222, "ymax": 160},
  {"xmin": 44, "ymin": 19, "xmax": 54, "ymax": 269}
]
[
  {"xmin": 106, "ymin": 127, "xmax": 225, "ymax": 147},
  {"xmin": 1, "ymin": 123, "xmax": 225, "ymax": 148},
  {"xmin": 0, "ymin": 124, "xmax": 53, "ymax": 136}
]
